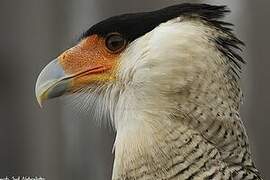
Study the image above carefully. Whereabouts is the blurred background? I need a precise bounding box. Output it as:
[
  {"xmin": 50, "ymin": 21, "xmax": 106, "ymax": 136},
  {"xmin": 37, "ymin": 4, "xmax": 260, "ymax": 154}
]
[{"xmin": 0, "ymin": 0, "xmax": 269, "ymax": 179}]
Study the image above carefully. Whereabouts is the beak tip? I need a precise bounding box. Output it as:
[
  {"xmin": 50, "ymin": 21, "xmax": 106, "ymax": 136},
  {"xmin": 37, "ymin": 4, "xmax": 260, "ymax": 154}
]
[
  {"xmin": 35, "ymin": 92, "xmax": 45, "ymax": 108},
  {"xmin": 35, "ymin": 84, "xmax": 44, "ymax": 108},
  {"xmin": 37, "ymin": 98, "xmax": 43, "ymax": 108}
]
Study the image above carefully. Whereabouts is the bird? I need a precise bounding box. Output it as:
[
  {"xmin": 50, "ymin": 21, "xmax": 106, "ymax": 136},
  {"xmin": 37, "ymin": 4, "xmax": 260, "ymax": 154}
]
[{"xmin": 35, "ymin": 3, "xmax": 263, "ymax": 180}]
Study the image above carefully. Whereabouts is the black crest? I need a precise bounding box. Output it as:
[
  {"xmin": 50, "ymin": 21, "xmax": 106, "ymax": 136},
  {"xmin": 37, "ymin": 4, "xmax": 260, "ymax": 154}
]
[
  {"xmin": 82, "ymin": 3, "xmax": 245, "ymax": 77},
  {"xmin": 82, "ymin": 3, "xmax": 230, "ymax": 41}
]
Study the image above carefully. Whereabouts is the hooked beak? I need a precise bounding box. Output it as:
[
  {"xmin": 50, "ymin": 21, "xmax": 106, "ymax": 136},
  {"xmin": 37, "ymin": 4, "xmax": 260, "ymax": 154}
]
[
  {"xmin": 35, "ymin": 58, "xmax": 71, "ymax": 107},
  {"xmin": 35, "ymin": 35, "xmax": 119, "ymax": 107}
]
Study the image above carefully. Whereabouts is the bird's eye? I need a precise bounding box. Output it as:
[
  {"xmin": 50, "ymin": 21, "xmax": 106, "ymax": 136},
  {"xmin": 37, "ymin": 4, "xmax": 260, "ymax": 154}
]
[{"xmin": 105, "ymin": 33, "xmax": 126, "ymax": 53}]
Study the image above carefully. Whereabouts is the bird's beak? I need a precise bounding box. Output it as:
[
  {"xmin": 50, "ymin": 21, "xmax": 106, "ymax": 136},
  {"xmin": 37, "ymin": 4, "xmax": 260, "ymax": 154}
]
[
  {"xmin": 35, "ymin": 35, "xmax": 119, "ymax": 107},
  {"xmin": 35, "ymin": 58, "xmax": 71, "ymax": 106}
]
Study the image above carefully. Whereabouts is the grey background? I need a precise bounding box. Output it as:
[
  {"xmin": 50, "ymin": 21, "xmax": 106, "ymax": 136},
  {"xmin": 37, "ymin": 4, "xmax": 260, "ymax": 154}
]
[{"xmin": 0, "ymin": 0, "xmax": 269, "ymax": 179}]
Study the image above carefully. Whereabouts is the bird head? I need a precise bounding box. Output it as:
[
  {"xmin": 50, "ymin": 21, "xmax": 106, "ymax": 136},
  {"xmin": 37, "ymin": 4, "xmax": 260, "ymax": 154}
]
[{"xmin": 36, "ymin": 4, "xmax": 244, "ymax": 128}]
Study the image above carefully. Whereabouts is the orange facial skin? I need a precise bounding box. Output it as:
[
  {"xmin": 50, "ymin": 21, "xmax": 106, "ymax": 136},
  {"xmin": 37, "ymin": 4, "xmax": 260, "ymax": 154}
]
[{"xmin": 58, "ymin": 35, "xmax": 120, "ymax": 90}]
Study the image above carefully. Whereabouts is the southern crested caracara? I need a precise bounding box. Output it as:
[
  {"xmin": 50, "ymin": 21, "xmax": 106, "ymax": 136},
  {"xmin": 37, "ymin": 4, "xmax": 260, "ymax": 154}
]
[{"xmin": 35, "ymin": 4, "xmax": 262, "ymax": 180}]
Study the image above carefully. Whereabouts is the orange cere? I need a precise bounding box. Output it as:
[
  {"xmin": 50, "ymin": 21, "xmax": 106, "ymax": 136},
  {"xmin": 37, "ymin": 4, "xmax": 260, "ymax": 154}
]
[{"xmin": 59, "ymin": 35, "xmax": 119, "ymax": 77}]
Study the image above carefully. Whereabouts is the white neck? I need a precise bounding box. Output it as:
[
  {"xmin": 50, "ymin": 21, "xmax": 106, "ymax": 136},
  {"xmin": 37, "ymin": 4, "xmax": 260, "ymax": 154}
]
[{"xmin": 109, "ymin": 18, "xmax": 246, "ymax": 179}]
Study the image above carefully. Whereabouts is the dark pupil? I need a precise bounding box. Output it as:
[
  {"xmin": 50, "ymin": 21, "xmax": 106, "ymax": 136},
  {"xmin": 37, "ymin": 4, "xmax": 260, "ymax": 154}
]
[{"xmin": 106, "ymin": 34, "xmax": 125, "ymax": 51}]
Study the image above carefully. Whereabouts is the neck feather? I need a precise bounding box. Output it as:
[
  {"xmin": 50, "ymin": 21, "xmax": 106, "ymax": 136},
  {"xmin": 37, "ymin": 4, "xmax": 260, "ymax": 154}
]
[
  {"xmin": 110, "ymin": 17, "xmax": 247, "ymax": 179},
  {"xmin": 111, "ymin": 69, "xmax": 242, "ymax": 179}
]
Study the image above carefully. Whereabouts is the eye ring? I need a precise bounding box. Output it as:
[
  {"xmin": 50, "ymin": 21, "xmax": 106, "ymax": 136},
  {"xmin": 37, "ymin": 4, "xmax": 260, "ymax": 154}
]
[{"xmin": 105, "ymin": 32, "xmax": 127, "ymax": 53}]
